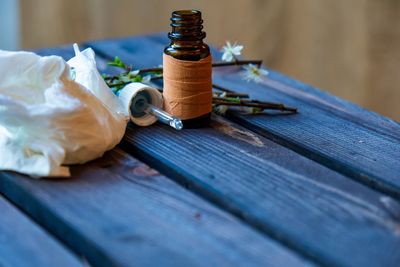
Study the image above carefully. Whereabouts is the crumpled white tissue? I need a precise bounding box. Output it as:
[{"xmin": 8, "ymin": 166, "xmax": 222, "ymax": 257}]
[{"xmin": 0, "ymin": 44, "xmax": 128, "ymax": 177}]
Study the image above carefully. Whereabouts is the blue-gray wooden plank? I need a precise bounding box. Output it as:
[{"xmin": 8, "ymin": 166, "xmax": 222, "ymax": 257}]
[
  {"xmin": 212, "ymin": 70, "xmax": 400, "ymax": 198},
  {"xmin": 33, "ymin": 44, "xmax": 76, "ymax": 59},
  {"xmin": 120, "ymin": 119, "xmax": 400, "ymax": 267},
  {"xmin": 81, "ymin": 36, "xmax": 400, "ymax": 267},
  {"xmin": 0, "ymin": 149, "xmax": 311, "ymax": 267},
  {"xmin": 0, "ymin": 195, "xmax": 84, "ymax": 267},
  {"xmin": 85, "ymin": 33, "xmax": 400, "ymax": 199}
]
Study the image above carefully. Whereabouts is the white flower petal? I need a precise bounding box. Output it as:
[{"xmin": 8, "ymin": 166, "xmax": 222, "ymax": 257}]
[
  {"xmin": 221, "ymin": 41, "xmax": 245, "ymax": 62},
  {"xmin": 214, "ymin": 105, "xmax": 229, "ymax": 115},
  {"xmin": 259, "ymin": 69, "xmax": 269, "ymax": 76},
  {"xmin": 232, "ymin": 45, "xmax": 243, "ymax": 55},
  {"xmin": 141, "ymin": 75, "xmax": 151, "ymax": 84},
  {"xmin": 222, "ymin": 52, "xmax": 234, "ymax": 62},
  {"xmin": 130, "ymin": 70, "xmax": 140, "ymax": 75},
  {"xmin": 241, "ymin": 64, "xmax": 267, "ymax": 83}
]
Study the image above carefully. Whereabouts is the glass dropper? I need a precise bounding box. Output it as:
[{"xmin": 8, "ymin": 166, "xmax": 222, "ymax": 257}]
[
  {"xmin": 130, "ymin": 91, "xmax": 183, "ymax": 130},
  {"xmin": 144, "ymin": 103, "xmax": 183, "ymax": 130}
]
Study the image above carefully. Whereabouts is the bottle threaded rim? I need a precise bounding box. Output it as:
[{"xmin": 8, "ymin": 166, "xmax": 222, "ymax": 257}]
[{"xmin": 169, "ymin": 10, "xmax": 205, "ymax": 41}]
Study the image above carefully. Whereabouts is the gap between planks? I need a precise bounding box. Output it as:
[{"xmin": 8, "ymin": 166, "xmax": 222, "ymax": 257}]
[{"xmin": 32, "ymin": 40, "xmax": 400, "ymax": 267}]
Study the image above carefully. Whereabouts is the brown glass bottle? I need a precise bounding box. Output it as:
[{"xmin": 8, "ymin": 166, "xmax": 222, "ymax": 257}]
[{"xmin": 164, "ymin": 10, "xmax": 211, "ymax": 128}]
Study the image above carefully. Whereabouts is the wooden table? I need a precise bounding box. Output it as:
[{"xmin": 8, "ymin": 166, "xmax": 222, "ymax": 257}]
[{"xmin": 1, "ymin": 33, "xmax": 400, "ymax": 267}]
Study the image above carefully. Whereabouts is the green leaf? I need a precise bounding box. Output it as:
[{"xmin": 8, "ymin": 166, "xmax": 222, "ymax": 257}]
[
  {"xmin": 250, "ymin": 107, "xmax": 263, "ymax": 114},
  {"xmin": 107, "ymin": 56, "xmax": 127, "ymax": 70},
  {"xmin": 223, "ymin": 97, "xmax": 241, "ymax": 104},
  {"xmin": 120, "ymin": 75, "xmax": 131, "ymax": 83},
  {"xmin": 132, "ymin": 75, "xmax": 142, "ymax": 82}
]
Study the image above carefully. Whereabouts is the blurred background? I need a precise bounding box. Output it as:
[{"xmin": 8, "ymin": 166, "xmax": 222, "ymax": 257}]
[{"xmin": 0, "ymin": 0, "xmax": 399, "ymax": 121}]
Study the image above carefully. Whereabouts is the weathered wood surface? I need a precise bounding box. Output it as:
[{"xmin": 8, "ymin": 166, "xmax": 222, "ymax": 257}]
[
  {"xmin": 0, "ymin": 149, "xmax": 311, "ymax": 267},
  {"xmin": 33, "ymin": 44, "xmax": 76, "ymax": 59},
  {"xmin": 83, "ymin": 35, "xmax": 400, "ymax": 267},
  {"xmin": 120, "ymin": 119, "xmax": 400, "ymax": 267},
  {"xmin": 213, "ymin": 71, "xmax": 400, "ymax": 198},
  {"xmin": 1, "ymin": 34, "xmax": 395, "ymax": 267},
  {"xmin": 86, "ymin": 34, "xmax": 400, "ymax": 199},
  {"xmin": 0, "ymin": 195, "xmax": 84, "ymax": 267}
]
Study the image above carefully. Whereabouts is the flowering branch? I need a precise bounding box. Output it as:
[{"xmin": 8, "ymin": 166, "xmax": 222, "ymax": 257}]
[
  {"xmin": 103, "ymin": 60, "xmax": 263, "ymax": 81},
  {"xmin": 103, "ymin": 40, "xmax": 298, "ymax": 114},
  {"xmin": 213, "ymin": 96, "xmax": 297, "ymax": 114}
]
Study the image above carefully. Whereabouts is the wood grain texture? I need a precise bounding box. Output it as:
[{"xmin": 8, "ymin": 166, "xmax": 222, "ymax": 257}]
[
  {"xmin": 79, "ymin": 36, "xmax": 400, "ymax": 266},
  {"xmin": 0, "ymin": 149, "xmax": 311, "ymax": 267},
  {"xmin": 32, "ymin": 36, "xmax": 400, "ymax": 267},
  {"xmin": 85, "ymin": 34, "xmax": 400, "ymax": 199},
  {"xmin": 86, "ymin": 33, "xmax": 400, "ymax": 138},
  {"xmin": 0, "ymin": 196, "xmax": 83, "ymax": 267},
  {"xmin": 119, "ymin": 119, "xmax": 400, "ymax": 267},
  {"xmin": 213, "ymin": 70, "xmax": 400, "ymax": 198}
]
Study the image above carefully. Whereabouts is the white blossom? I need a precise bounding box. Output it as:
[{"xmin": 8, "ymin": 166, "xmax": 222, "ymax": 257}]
[
  {"xmin": 141, "ymin": 75, "xmax": 151, "ymax": 84},
  {"xmin": 221, "ymin": 41, "xmax": 243, "ymax": 62},
  {"xmin": 214, "ymin": 105, "xmax": 229, "ymax": 115},
  {"xmin": 242, "ymin": 64, "xmax": 269, "ymax": 83},
  {"xmin": 130, "ymin": 70, "xmax": 140, "ymax": 76}
]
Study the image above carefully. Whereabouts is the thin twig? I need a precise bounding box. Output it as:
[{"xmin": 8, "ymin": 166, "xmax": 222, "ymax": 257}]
[
  {"xmin": 212, "ymin": 60, "xmax": 263, "ymax": 68},
  {"xmin": 214, "ymin": 92, "xmax": 249, "ymax": 98},
  {"xmin": 103, "ymin": 68, "xmax": 162, "ymax": 82},
  {"xmin": 106, "ymin": 81, "xmax": 131, "ymax": 88},
  {"xmin": 213, "ymin": 98, "xmax": 297, "ymax": 113},
  {"xmin": 138, "ymin": 67, "xmax": 163, "ymax": 74},
  {"xmin": 212, "ymin": 83, "xmax": 234, "ymax": 93},
  {"xmin": 212, "ymin": 85, "xmax": 255, "ymax": 98},
  {"xmin": 103, "ymin": 60, "xmax": 298, "ymax": 113},
  {"xmin": 105, "ymin": 59, "xmax": 262, "ymax": 81},
  {"xmin": 150, "ymin": 76, "xmax": 163, "ymax": 81}
]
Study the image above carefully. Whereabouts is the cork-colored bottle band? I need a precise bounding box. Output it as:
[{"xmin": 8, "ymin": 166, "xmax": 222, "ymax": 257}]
[{"xmin": 163, "ymin": 53, "xmax": 212, "ymax": 120}]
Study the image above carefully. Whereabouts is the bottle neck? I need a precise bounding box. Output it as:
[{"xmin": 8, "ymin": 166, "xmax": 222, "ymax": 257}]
[
  {"xmin": 168, "ymin": 10, "xmax": 206, "ymax": 43},
  {"xmin": 165, "ymin": 10, "xmax": 210, "ymax": 61}
]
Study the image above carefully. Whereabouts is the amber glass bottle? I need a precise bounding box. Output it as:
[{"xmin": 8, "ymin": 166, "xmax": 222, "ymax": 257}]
[{"xmin": 164, "ymin": 10, "xmax": 211, "ymax": 128}]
